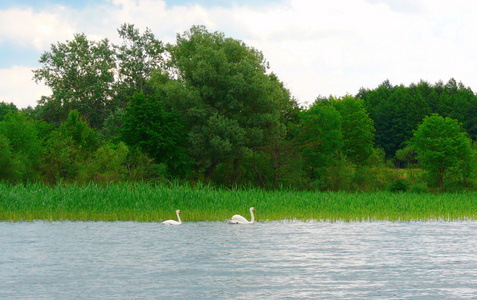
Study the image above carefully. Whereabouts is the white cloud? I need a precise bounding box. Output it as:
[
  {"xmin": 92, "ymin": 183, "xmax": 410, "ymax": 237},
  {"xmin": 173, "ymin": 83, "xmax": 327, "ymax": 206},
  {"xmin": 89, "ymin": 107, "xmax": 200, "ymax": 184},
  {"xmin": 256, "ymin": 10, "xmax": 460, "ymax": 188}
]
[
  {"xmin": 0, "ymin": 66, "xmax": 51, "ymax": 108},
  {"xmin": 231, "ymin": 0, "xmax": 477, "ymax": 101},
  {"xmin": 0, "ymin": 6, "xmax": 76, "ymax": 50},
  {"xmin": 1, "ymin": 0, "xmax": 477, "ymax": 108}
]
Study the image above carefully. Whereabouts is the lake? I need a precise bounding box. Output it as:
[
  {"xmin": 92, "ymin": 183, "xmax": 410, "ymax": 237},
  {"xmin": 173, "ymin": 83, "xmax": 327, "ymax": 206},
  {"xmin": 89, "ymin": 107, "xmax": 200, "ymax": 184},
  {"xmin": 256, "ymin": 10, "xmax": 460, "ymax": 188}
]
[{"xmin": 1, "ymin": 220, "xmax": 477, "ymax": 299}]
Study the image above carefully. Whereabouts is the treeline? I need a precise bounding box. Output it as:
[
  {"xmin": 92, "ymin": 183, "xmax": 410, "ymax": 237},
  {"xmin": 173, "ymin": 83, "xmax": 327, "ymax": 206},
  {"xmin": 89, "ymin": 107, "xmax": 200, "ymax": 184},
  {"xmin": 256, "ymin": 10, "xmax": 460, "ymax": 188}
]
[{"xmin": 1, "ymin": 24, "xmax": 476, "ymax": 192}]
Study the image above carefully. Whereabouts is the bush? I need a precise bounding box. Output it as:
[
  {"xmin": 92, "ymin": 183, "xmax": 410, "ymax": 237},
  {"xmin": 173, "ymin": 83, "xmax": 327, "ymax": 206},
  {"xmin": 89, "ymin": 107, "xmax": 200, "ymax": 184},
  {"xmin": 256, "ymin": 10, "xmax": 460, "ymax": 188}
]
[
  {"xmin": 408, "ymin": 182, "xmax": 429, "ymax": 194},
  {"xmin": 389, "ymin": 179, "xmax": 408, "ymax": 193}
]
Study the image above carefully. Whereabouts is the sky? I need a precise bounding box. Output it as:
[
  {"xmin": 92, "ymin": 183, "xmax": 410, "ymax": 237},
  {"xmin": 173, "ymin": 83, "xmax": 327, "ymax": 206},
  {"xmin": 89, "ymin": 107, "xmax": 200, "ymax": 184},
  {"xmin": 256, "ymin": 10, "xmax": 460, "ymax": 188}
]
[{"xmin": 1, "ymin": 0, "xmax": 477, "ymax": 108}]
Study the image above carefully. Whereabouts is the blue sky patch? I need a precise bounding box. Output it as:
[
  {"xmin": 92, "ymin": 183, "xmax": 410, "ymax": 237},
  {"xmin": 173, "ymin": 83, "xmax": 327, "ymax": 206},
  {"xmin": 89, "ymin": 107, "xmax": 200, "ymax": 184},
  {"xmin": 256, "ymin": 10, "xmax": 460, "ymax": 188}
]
[
  {"xmin": 0, "ymin": 0, "xmax": 285, "ymax": 10},
  {"xmin": 0, "ymin": 42, "xmax": 42, "ymax": 69},
  {"xmin": 0, "ymin": 0, "xmax": 95, "ymax": 10}
]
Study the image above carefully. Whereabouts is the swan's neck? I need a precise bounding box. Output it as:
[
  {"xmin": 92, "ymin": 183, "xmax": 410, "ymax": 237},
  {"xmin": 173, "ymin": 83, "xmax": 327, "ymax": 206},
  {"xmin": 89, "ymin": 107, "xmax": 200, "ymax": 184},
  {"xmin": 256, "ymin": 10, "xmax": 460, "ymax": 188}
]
[
  {"xmin": 250, "ymin": 209, "xmax": 255, "ymax": 224},
  {"xmin": 176, "ymin": 212, "xmax": 182, "ymax": 223}
]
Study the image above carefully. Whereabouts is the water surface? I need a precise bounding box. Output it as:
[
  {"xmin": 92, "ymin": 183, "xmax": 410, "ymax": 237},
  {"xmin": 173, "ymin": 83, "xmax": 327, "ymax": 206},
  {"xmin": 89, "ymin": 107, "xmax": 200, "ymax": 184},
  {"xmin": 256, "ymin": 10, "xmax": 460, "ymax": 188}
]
[{"xmin": 1, "ymin": 221, "xmax": 477, "ymax": 299}]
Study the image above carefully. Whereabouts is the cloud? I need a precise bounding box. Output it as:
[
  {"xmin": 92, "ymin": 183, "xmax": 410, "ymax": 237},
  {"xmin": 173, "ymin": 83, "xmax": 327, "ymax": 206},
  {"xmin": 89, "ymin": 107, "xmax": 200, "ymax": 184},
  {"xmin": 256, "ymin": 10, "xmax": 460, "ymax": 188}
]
[
  {"xmin": 1, "ymin": 0, "xmax": 477, "ymax": 108},
  {"xmin": 0, "ymin": 6, "xmax": 76, "ymax": 50},
  {"xmin": 231, "ymin": 0, "xmax": 477, "ymax": 100},
  {"xmin": 0, "ymin": 65, "xmax": 51, "ymax": 108}
]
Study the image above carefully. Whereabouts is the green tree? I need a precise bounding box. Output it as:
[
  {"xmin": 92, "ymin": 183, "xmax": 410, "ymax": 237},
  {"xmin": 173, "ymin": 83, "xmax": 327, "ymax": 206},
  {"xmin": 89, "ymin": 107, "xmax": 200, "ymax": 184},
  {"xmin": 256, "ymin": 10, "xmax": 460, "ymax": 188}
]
[
  {"xmin": 410, "ymin": 114, "xmax": 474, "ymax": 190},
  {"xmin": 296, "ymin": 102, "xmax": 343, "ymax": 188},
  {"xmin": 41, "ymin": 110, "xmax": 98, "ymax": 183},
  {"xmin": 166, "ymin": 25, "xmax": 283, "ymax": 181},
  {"xmin": 115, "ymin": 23, "xmax": 164, "ymax": 103},
  {"xmin": 0, "ymin": 134, "xmax": 21, "ymax": 182},
  {"xmin": 42, "ymin": 131, "xmax": 79, "ymax": 183},
  {"xmin": 0, "ymin": 112, "xmax": 45, "ymax": 182},
  {"xmin": 0, "ymin": 102, "xmax": 18, "ymax": 121},
  {"xmin": 59, "ymin": 110, "xmax": 99, "ymax": 153},
  {"xmin": 99, "ymin": 108, "xmax": 124, "ymax": 142},
  {"xmin": 120, "ymin": 92, "xmax": 192, "ymax": 176},
  {"xmin": 331, "ymin": 95, "xmax": 375, "ymax": 165},
  {"xmin": 359, "ymin": 80, "xmax": 395, "ymax": 159},
  {"xmin": 33, "ymin": 33, "xmax": 116, "ymax": 128},
  {"xmin": 251, "ymin": 73, "xmax": 302, "ymax": 189},
  {"xmin": 446, "ymin": 82, "xmax": 477, "ymax": 140},
  {"xmin": 77, "ymin": 142, "xmax": 130, "ymax": 183}
]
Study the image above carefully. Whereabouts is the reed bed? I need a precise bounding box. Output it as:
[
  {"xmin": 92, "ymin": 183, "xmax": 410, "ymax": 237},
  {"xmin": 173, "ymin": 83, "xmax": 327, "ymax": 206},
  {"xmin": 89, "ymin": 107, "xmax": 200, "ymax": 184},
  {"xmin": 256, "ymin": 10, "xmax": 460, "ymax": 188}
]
[{"xmin": 1, "ymin": 182, "xmax": 476, "ymax": 222}]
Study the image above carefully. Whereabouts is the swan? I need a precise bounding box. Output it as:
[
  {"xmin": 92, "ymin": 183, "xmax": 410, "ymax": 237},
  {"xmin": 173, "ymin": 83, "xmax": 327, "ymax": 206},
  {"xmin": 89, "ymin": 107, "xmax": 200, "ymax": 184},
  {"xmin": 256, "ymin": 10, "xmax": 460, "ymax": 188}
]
[
  {"xmin": 162, "ymin": 210, "xmax": 182, "ymax": 225},
  {"xmin": 228, "ymin": 207, "xmax": 256, "ymax": 224}
]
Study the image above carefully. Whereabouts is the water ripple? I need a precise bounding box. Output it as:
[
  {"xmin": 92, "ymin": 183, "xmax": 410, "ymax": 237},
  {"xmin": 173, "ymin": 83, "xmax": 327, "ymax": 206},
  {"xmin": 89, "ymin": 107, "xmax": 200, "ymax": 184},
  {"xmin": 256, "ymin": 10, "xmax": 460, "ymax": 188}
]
[{"xmin": 1, "ymin": 221, "xmax": 476, "ymax": 299}]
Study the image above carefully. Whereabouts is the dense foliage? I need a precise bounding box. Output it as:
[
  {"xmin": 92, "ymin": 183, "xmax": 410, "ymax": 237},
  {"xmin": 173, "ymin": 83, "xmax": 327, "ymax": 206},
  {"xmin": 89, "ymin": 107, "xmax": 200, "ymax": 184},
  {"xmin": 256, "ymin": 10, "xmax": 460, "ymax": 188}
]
[{"xmin": 2, "ymin": 24, "xmax": 477, "ymax": 193}]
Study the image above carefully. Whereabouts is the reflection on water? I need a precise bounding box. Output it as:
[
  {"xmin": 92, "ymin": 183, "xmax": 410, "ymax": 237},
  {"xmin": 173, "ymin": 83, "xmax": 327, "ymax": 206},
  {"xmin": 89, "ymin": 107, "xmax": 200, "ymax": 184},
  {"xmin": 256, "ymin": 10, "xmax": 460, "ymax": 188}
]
[{"xmin": 1, "ymin": 221, "xmax": 477, "ymax": 299}]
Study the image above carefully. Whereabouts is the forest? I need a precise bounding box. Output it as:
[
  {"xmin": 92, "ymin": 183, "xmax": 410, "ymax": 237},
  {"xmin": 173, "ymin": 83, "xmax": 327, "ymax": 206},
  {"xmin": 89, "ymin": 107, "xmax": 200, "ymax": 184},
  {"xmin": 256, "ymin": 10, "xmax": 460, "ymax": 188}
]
[{"xmin": 1, "ymin": 24, "xmax": 476, "ymax": 193}]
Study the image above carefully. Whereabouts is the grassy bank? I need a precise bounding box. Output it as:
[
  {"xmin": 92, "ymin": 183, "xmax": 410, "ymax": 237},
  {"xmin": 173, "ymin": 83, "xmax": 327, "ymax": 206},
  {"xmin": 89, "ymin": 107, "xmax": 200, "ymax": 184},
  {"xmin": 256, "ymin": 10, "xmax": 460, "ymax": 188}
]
[{"xmin": 1, "ymin": 182, "xmax": 476, "ymax": 222}]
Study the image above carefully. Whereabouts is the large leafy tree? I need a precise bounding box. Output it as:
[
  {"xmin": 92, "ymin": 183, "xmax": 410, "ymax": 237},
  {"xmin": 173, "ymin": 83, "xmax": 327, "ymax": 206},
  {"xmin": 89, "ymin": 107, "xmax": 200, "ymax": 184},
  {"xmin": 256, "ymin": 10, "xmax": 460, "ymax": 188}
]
[
  {"xmin": 0, "ymin": 112, "xmax": 45, "ymax": 182},
  {"xmin": 296, "ymin": 102, "xmax": 343, "ymax": 187},
  {"xmin": 100, "ymin": 24, "xmax": 165, "ymax": 143},
  {"xmin": 33, "ymin": 33, "xmax": 116, "ymax": 129},
  {"xmin": 0, "ymin": 134, "xmax": 18, "ymax": 182},
  {"xmin": 0, "ymin": 102, "xmax": 18, "ymax": 121},
  {"xmin": 249, "ymin": 73, "xmax": 302, "ymax": 189},
  {"xmin": 410, "ymin": 114, "xmax": 474, "ymax": 189},
  {"xmin": 444, "ymin": 81, "xmax": 477, "ymax": 140},
  {"xmin": 42, "ymin": 110, "xmax": 99, "ymax": 183},
  {"xmin": 331, "ymin": 95, "xmax": 375, "ymax": 165},
  {"xmin": 360, "ymin": 83, "xmax": 431, "ymax": 159},
  {"xmin": 359, "ymin": 80, "xmax": 396, "ymax": 159},
  {"xmin": 114, "ymin": 23, "xmax": 165, "ymax": 106},
  {"xmin": 165, "ymin": 25, "xmax": 282, "ymax": 180},
  {"xmin": 59, "ymin": 110, "xmax": 99, "ymax": 153},
  {"xmin": 120, "ymin": 92, "xmax": 191, "ymax": 176},
  {"xmin": 359, "ymin": 78, "xmax": 477, "ymax": 161}
]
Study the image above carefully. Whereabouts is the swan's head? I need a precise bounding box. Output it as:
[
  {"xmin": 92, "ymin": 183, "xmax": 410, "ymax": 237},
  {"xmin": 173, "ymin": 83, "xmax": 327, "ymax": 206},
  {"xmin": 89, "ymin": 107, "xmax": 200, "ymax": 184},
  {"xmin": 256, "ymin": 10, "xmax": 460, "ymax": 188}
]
[
  {"xmin": 250, "ymin": 207, "xmax": 256, "ymax": 211},
  {"xmin": 176, "ymin": 210, "xmax": 182, "ymax": 214}
]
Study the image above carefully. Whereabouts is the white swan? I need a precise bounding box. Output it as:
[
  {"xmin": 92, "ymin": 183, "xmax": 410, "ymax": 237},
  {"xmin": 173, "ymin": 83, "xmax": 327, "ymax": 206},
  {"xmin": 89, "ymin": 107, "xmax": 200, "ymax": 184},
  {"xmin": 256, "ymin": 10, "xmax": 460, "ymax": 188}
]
[
  {"xmin": 228, "ymin": 207, "xmax": 256, "ymax": 224},
  {"xmin": 162, "ymin": 210, "xmax": 182, "ymax": 225}
]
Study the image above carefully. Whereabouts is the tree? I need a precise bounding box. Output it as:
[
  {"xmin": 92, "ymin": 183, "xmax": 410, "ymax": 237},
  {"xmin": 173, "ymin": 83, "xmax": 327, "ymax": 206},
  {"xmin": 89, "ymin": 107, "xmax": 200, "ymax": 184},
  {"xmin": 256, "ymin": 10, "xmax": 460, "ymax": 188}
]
[
  {"xmin": 33, "ymin": 33, "xmax": 116, "ymax": 128},
  {"xmin": 42, "ymin": 131, "xmax": 80, "ymax": 183},
  {"xmin": 59, "ymin": 110, "xmax": 99, "ymax": 153},
  {"xmin": 115, "ymin": 23, "xmax": 165, "ymax": 102},
  {"xmin": 166, "ymin": 25, "xmax": 283, "ymax": 180},
  {"xmin": 296, "ymin": 101, "xmax": 343, "ymax": 188},
  {"xmin": 120, "ymin": 92, "xmax": 192, "ymax": 176},
  {"xmin": 0, "ymin": 112, "xmax": 45, "ymax": 182},
  {"xmin": 359, "ymin": 81, "xmax": 434, "ymax": 160},
  {"xmin": 446, "ymin": 82, "xmax": 477, "ymax": 140},
  {"xmin": 359, "ymin": 80, "xmax": 396, "ymax": 159},
  {"xmin": 331, "ymin": 95, "xmax": 375, "ymax": 165},
  {"xmin": 99, "ymin": 108, "xmax": 124, "ymax": 142},
  {"xmin": 0, "ymin": 102, "xmax": 18, "ymax": 121},
  {"xmin": 410, "ymin": 114, "xmax": 474, "ymax": 190},
  {"xmin": 77, "ymin": 142, "xmax": 130, "ymax": 184},
  {"xmin": 41, "ymin": 110, "xmax": 99, "ymax": 183},
  {"xmin": 250, "ymin": 73, "xmax": 302, "ymax": 189},
  {"xmin": 0, "ymin": 134, "xmax": 20, "ymax": 182}
]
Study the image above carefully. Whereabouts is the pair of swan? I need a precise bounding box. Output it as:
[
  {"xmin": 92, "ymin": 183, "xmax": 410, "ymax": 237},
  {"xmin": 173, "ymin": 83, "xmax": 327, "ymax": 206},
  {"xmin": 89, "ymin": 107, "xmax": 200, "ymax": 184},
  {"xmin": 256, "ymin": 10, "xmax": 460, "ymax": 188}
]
[{"xmin": 161, "ymin": 207, "xmax": 256, "ymax": 225}]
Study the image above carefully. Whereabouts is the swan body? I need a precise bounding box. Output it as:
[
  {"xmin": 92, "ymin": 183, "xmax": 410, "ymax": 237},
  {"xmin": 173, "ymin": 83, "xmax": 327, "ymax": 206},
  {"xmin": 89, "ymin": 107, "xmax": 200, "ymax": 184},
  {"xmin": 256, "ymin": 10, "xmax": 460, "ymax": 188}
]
[
  {"xmin": 229, "ymin": 207, "xmax": 256, "ymax": 224},
  {"xmin": 162, "ymin": 210, "xmax": 182, "ymax": 225}
]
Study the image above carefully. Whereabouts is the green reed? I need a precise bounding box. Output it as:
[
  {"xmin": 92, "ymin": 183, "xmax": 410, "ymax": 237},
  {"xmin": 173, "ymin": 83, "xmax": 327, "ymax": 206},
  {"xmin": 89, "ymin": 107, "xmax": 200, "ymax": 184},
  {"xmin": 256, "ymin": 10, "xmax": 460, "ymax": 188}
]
[{"xmin": 1, "ymin": 182, "xmax": 476, "ymax": 221}]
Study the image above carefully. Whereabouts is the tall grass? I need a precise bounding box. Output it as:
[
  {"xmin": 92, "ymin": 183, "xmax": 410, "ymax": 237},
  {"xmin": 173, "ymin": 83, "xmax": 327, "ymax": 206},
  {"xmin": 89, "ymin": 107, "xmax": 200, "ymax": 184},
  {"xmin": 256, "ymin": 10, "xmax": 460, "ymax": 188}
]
[{"xmin": 1, "ymin": 182, "xmax": 476, "ymax": 221}]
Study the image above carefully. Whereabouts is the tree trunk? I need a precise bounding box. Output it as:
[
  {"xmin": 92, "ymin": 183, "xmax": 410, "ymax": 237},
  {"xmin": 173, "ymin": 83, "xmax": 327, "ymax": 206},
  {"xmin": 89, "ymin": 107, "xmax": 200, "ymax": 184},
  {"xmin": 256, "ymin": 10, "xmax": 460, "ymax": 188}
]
[
  {"xmin": 253, "ymin": 152, "xmax": 267, "ymax": 190},
  {"xmin": 204, "ymin": 160, "xmax": 218, "ymax": 179},
  {"xmin": 231, "ymin": 157, "xmax": 241, "ymax": 186}
]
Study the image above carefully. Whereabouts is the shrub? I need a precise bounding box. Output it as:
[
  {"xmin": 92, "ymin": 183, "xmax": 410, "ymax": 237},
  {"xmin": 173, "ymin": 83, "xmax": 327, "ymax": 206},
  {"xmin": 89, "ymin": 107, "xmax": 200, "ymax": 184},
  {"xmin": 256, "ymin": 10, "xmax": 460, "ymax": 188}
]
[{"xmin": 389, "ymin": 179, "xmax": 408, "ymax": 193}]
